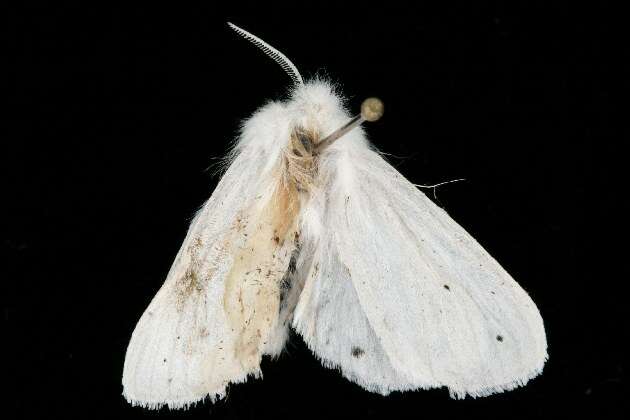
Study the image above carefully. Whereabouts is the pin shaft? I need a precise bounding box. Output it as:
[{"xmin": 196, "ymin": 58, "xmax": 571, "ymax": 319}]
[
  {"xmin": 315, "ymin": 115, "xmax": 365, "ymax": 152},
  {"xmin": 314, "ymin": 97, "xmax": 383, "ymax": 152}
]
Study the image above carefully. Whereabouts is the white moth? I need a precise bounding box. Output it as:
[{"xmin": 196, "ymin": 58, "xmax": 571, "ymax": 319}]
[{"xmin": 122, "ymin": 22, "xmax": 547, "ymax": 409}]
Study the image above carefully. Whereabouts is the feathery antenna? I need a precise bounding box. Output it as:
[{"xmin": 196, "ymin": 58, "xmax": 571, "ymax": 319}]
[{"xmin": 227, "ymin": 22, "xmax": 304, "ymax": 86}]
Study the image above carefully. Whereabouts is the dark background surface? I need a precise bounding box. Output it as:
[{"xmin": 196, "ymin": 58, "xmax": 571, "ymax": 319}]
[{"xmin": 4, "ymin": 3, "xmax": 627, "ymax": 419}]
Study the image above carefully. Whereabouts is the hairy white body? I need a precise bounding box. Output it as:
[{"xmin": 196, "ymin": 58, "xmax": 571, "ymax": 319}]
[{"xmin": 122, "ymin": 80, "xmax": 547, "ymax": 408}]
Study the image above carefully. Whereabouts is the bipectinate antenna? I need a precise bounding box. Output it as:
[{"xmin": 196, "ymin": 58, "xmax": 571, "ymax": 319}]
[{"xmin": 228, "ymin": 22, "xmax": 304, "ymax": 86}]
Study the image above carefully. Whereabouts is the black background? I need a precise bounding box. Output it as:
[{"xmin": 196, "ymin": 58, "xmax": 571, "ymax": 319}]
[{"xmin": 4, "ymin": 3, "xmax": 627, "ymax": 419}]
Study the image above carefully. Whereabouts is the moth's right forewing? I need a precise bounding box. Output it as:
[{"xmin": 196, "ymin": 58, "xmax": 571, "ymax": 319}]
[
  {"xmin": 336, "ymin": 148, "xmax": 547, "ymax": 398},
  {"xmin": 296, "ymin": 135, "xmax": 547, "ymax": 399}
]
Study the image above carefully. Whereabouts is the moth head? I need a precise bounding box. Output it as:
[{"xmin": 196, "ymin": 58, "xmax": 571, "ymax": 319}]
[
  {"xmin": 287, "ymin": 83, "xmax": 384, "ymax": 153},
  {"xmin": 229, "ymin": 22, "xmax": 383, "ymax": 153},
  {"xmin": 287, "ymin": 81, "xmax": 346, "ymax": 153}
]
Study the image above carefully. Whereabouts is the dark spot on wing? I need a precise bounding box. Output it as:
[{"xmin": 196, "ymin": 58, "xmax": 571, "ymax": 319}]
[
  {"xmin": 287, "ymin": 254, "xmax": 297, "ymax": 274},
  {"xmin": 443, "ymin": 284, "xmax": 450, "ymax": 291},
  {"xmin": 351, "ymin": 346, "xmax": 365, "ymax": 358},
  {"xmin": 279, "ymin": 276, "xmax": 291, "ymax": 298},
  {"xmin": 496, "ymin": 335, "xmax": 504, "ymax": 342},
  {"xmin": 279, "ymin": 248, "xmax": 300, "ymax": 313}
]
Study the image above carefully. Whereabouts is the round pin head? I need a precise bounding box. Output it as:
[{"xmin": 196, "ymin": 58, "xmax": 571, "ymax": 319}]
[{"xmin": 360, "ymin": 97, "xmax": 384, "ymax": 122}]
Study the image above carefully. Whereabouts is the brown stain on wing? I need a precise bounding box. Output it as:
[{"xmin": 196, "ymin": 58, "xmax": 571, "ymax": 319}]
[
  {"xmin": 223, "ymin": 128, "xmax": 317, "ymax": 370},
  {"xmin": 173, "ymin": 236, "xmax": 208, "ymax": 310}
]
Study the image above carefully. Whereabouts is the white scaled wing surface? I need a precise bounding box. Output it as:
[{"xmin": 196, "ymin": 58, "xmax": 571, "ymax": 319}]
[
  {"xmin": 294, "ymin": 124, "xmax": 547, "ymax": 398},
  {"xmin": 122, "ymin": 103, "xmax": 298, "ymax": 408}
]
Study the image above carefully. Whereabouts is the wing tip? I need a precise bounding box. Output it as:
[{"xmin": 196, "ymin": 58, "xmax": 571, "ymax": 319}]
[
  {"xmin": 121, "ymin": 367, "xmax": 265, "ymax": 410},
  {"xmin": 122, "ymin": 388, "xmax": 223, "ymax": 411},
  {"xmin": 447, "ymin": 356, "xmax": 548, "ymax": 399}
]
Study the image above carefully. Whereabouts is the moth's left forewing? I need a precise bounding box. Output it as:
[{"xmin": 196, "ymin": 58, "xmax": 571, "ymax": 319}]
[
  {"xmin": 123, "ymin": 149, "xmax": 265, "ymax": 408},
  {"xmin": 123, "ymin": 102, "xmax": 301, "ymax": 408}
]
